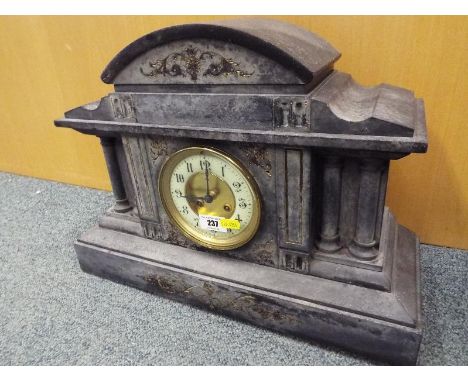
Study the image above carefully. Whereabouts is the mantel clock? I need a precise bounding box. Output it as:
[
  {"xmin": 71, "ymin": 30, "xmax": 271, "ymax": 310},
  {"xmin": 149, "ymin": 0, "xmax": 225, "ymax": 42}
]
[{"xmin": 55, "ymin": 19, "xmax": 428, "ymax": 365}]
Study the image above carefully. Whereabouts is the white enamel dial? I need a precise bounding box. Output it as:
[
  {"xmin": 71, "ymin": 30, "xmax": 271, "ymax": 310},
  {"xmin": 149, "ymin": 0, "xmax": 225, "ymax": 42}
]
[{"xmin": 159, "ymin": 147, "xmax": 261, "ymax": 250}]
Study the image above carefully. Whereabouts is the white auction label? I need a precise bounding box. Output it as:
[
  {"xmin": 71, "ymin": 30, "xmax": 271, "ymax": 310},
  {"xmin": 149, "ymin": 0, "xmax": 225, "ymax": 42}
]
[{"xmin": 199, "ymin": 214, "xmax": 227, "ymax": 233}]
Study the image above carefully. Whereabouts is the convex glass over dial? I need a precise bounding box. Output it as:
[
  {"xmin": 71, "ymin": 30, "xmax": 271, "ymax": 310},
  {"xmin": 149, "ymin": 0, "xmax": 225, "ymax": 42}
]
[{"xmin": 159, "ymin": 147, "xmax": 261, "ymax": 250}]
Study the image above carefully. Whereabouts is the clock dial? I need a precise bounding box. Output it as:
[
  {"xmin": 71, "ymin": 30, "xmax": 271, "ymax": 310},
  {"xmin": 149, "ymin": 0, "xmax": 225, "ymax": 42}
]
[{"xmin": 159, "ymin": 147, "xmax": 261, "ymax": 250}]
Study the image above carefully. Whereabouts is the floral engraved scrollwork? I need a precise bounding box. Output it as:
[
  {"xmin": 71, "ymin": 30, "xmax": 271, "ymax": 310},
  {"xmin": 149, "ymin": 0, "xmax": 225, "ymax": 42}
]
[
  {"xmin": 149, "ymin": 140, "xmax": 168, "ymax": 162},
  {"xmin": 240, "ymin": 144, "xmax": 272, "ymax": 177},
  {"xmin": 249, "ymin": 239, "xmax": 275, "ymax": 265},
  {"xmin": 140, "ymin": 46, "xmax": 254, "ymax": 82},
  {"xmin": 141, "ymin": 275, "xmax": 299, "ymax": 324},
  {"xmin": 165, "ymin": 223, "xmax": 195, "ymax": 248}
]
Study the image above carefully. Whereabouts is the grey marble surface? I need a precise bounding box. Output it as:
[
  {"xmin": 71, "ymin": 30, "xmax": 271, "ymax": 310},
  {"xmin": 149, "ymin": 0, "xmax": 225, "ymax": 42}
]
[{"xmin": 0, "ymin": 172, "xmax": 466, "ymax": 365}]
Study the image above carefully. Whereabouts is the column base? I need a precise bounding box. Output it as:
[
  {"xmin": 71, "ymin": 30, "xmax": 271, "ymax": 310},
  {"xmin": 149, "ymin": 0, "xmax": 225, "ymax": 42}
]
[
  {"xmin": 348, "ymin": 240, "xmax": 379, "ymax": 260},
  {"xmin": 113, "ymin": 199, "xmax": 132, "ymax": 213},
  {"xmin": 316, "ymin": 234, "xmax": 342, "ymax": 253}
]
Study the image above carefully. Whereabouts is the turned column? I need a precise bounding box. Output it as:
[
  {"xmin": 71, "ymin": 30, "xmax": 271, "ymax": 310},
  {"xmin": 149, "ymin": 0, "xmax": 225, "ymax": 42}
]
[
  {"xmin": 316, "ymin": 156, "xmax": 342, "ymax": 253},
  {"xmin": 349, "ymin": 159, "xmax": 383, "ymax": 260},
  {"xmin": 100, "ymin": 137, "xmax": 132, "ymax": 213}
]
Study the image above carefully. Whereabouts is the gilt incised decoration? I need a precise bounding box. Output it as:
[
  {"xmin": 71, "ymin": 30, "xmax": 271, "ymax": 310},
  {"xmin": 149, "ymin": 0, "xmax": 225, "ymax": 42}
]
[
  {"xmin": 140, "ymin": 46, "xmax": 254, "ymax": 81},
  {"xmin": 240, "ymin": 144, "xmax": 272, "ymax": 177},
  {"xmin": 149, "ymin": 139, "xmax": 168, "ymax": 162},
  {"xmin": 142, "ymin": 274, "xmax": 298, "ymax": 324}
]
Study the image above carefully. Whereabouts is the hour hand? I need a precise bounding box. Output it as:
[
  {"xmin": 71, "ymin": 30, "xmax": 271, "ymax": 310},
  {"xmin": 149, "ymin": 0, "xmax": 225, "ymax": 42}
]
[
  {"xmin": 174, "ymin": 190, "xmax": 204, "ymax": 202},
  {"xmin": 184, "ymin": 194, "xmax": 205, "ymax": 203}
]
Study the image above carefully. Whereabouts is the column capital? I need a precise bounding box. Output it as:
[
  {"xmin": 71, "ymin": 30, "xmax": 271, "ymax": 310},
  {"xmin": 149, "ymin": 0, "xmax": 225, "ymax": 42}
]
[
  {"xmin": 323, "ymin": 155, "xmax": 342, "ymax": 168},
  {"xmin": 100, "ymin": 137, "xmax": 116, "ymax": 147},
  {"xmin": 359, "ymin": 158, "xmax": 384, "ymax": 172}
]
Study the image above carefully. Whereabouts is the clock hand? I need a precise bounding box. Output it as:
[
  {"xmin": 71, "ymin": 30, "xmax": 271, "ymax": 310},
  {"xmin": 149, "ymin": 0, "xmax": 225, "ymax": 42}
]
[
  {"xmin": 204, "ymin": 161, "xmax": 209, "ymax": 194},
  {"xmin": 183, "ymin": 194, "xmax": 205, "ymax": 202},
  {"xmin": 174, "ymin": 190, "xmax": 204, "ymax": 202},
  {"xmin": 204, "ymin": 161, "xmax": 213, "ymax": 203}
]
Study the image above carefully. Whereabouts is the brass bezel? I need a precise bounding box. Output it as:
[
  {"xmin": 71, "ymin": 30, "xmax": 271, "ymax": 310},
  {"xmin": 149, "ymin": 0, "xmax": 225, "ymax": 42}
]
[{"xmin": 158, "ymin": 146, "xmax": 262, "ymax": 251}]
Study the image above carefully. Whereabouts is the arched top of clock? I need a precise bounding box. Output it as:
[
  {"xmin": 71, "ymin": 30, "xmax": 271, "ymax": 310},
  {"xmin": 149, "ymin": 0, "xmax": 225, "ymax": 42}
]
[{"xmin": 101, "ymin": 19, "xmax": 341, "ymax": 89}]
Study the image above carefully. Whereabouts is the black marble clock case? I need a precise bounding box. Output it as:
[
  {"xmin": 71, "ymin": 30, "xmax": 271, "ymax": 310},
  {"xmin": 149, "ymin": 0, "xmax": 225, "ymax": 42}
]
[{"xmin": 55, "ymin": 19, "xmax": 428, "ymax": 365}]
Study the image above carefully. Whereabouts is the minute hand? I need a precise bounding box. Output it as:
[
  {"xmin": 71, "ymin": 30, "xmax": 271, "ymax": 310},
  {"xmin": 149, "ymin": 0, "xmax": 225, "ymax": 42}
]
[{"xmin": 204, "ymin": 161, "xmax": 213, "ymax": 203}]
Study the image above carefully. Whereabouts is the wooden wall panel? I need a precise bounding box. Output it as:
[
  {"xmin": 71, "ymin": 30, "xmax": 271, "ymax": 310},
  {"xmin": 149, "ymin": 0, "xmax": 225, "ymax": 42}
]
[{"xmin": 0, "ymin": 16, "xmax": 466, "ymax": 249}]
